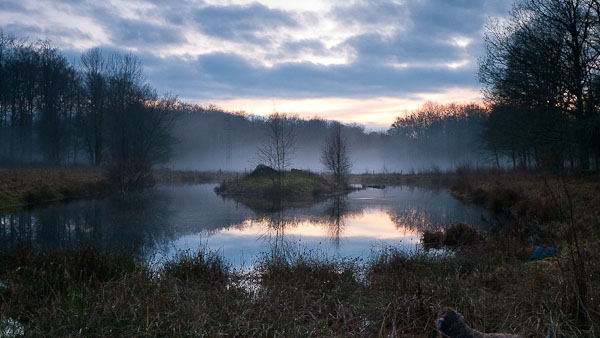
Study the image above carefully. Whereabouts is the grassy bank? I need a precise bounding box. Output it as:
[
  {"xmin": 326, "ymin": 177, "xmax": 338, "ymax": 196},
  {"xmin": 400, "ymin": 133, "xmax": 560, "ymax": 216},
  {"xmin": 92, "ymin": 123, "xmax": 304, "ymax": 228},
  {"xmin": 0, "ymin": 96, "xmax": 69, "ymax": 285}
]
[
  {"xmin": 354, "ymin": 170, "xmax": 599, "ymax": 245},
  {"xmin": 0, "ymin": 243, "xmax": 598, "ymax": 337},
  {"xmin": 153, "ymin": 169, "xmax": 236, "ymax": 185},
  {"xmin": 0, "ymin": 169, "xmax": 110, "ymax": 214},
  {"xmin": 0, "ymin": 168, "xmax": 234, "ymax": 215},
  {"xmin": 447, "ymin": 172, "xmax": 600, "ymax": 241},
  {"xmin": 349, "ymin": 172, "xmax": 459, "ymax": 189}
]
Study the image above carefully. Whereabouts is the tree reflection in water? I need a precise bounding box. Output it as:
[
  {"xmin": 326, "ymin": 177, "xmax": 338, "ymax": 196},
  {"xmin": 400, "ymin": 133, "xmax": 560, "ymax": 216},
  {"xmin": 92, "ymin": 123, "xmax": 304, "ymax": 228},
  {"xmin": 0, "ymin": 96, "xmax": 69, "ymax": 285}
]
[
  {"xmin": 256, "ymin": 194, "xmax": 361, "ymax": 253},
  {"xmin": 0, "ymin": 191, "xmax": 174, "ymax": 258},
  {"xmin": 323, "ymin": 195, "xmax": 348, "ymax": 248},
  {"xmin": 1, "ymin": 185, "xmax": 489, "ymax": 267}
]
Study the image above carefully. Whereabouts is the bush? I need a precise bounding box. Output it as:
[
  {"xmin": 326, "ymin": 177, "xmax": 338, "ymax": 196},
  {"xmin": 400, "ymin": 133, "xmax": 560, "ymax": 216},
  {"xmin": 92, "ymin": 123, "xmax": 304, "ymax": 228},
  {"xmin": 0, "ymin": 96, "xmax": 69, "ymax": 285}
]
[
  {"xmin": 421, "ymin": 229, "xmax": 444, "ymax": 249},
  {"xmin": 162, "ymin": 250, "xmax": 229, "ymax": 286},
  {"xmin": 444, "ymin": 222, "xmax": 483, "ymax": 247},
  {"xmin": 488, "ymin": 187, "xmax": 521, "ymax": 214},
  {"xmin": 105, "ymin": 157, "xmax": 155, "ymax": 192},
  {"xmin": 421, "ymin": 223, "xmax": 483, "ymax": 249}
]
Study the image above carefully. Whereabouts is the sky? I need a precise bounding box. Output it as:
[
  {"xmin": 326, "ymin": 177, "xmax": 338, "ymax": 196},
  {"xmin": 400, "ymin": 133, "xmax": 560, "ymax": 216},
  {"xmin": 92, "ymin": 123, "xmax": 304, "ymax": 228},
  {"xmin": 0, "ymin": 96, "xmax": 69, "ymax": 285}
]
[{"xmin": 0, "ymin": 0, "xmax": 511, "ymax": 129}]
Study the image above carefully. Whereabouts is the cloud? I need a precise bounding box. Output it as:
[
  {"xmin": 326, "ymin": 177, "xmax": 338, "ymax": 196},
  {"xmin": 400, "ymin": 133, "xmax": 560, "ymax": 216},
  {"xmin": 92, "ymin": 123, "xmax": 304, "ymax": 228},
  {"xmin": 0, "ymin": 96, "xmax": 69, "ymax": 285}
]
[
  {"xmin": 0, "ymin": 0, "xmax": 512, "ymax": 126},
  {"xmin": 0, "ymin": 0, "xmax": 28, "ymax": 12},
  {"xmin": 108, "ymin": 18, "xmax": 186, "ymax": 46},
  {"xmin": 208, "ymin": 88, "xmax": 483, "ymax": 130},
  {"xmin": 346, "ymin": 32, "xmax": 467, "ymax": 66},
  {"xmin": 333, "ymin": 0, "xmax": 410, "ymax": 33},
  {"xmin": 278, "ymin": 39, "xmax": 329, "ymax": 57},
  {"xmin": 143, "ymin": 51, "xmax": 479, "ymax": 101},
  {"xmin": 192, "ymin": 3, "xmax": 298, "ymax": 44},
  {"xmin": 1, "ymin": 23, "xmax": 100, "ymax": 52}
]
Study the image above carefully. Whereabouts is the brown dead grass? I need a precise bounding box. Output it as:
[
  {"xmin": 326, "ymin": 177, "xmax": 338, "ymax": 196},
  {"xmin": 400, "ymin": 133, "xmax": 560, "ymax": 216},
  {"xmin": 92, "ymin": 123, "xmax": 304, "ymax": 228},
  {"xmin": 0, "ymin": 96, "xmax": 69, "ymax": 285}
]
[
  {"xmin": 448, "ymin": 172, "xmax": 600, "ymax": 240},
  {"xmin": 0, "ymin": 168, "xmax": 111, "ymax": 214},
  {"xmin": 1, "ymin": 243, "xmax": 598, "ymax": 337}
]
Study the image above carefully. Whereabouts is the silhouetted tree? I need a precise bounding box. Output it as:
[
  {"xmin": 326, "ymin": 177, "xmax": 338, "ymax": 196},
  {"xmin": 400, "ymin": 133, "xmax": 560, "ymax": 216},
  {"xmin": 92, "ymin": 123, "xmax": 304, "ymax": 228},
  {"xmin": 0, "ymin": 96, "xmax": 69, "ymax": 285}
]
[
  {"xmin": 257, "ymin": 112, "xmax": 296, "ymax": 191},
  {"xmin": 321, "ymin": 122, "xmax": 351, "ymax": 183},
  {"xmin": 480, "ymin": 0, "xmax": 600, "ymax": 170},
  {"xmin": 388, "ymin": 103, "xmax": 488, "ymax": 169},
  {"xmin": 80, "ymin": 48, "xmax": 108, "ymax": 166},
  {"xmin": 37, "ymin": 42, "xmax": 79, "ymax": 164},
  {"xmin": 105, "ymin": 54, "xmax": 176, "ymax": 191},
  {"xmin": 0, "ymin": 32, "xmax": 14, "ymax": 162}
]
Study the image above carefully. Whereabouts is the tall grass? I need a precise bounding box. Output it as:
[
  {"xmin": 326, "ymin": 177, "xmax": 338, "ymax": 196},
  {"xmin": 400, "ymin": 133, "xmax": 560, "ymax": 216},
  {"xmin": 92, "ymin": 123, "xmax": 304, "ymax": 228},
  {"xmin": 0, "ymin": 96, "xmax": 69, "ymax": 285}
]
[
  {"xmin": 1, "ymin": 241, "xmax": 598, "ymax": 337},
  {"xmin": 0, "ymin": 168, "xmax": 239, "ymax": 216},
  {"xmin": 0, "ymin": 169, "xmax": 110, "ymax": 212}
]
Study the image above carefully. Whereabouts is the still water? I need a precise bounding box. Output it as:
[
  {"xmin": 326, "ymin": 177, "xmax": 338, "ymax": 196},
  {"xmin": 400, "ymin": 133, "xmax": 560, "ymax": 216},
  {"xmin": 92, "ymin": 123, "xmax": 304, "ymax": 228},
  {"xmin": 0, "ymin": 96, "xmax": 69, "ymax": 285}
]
[{"xmin": 0, "ymin": 184, "xmax": 490, "ymax": 268}]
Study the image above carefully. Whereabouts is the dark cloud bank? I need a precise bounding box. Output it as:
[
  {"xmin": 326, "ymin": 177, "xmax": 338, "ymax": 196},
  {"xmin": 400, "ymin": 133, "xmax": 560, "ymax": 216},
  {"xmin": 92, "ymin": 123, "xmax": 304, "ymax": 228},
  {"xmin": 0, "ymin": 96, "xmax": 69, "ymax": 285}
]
[{"xmin": 0, "ymin": 0, "xmax": 510, "ymax": 100}]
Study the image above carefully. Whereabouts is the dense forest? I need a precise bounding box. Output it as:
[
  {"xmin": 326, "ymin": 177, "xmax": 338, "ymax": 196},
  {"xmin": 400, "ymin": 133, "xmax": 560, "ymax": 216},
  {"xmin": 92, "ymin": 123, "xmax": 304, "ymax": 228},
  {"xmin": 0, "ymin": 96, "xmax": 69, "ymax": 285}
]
[
  {"xmin": 168, "ymin": 102, "xmax": 490, "ymax": 173},
  {"xmin": 480, "ymin": 0, "xmax": 600, "ymax": 171},
  {"xmin": 0, "ymin": 32, "xmax": 175, "ymax": 189}
]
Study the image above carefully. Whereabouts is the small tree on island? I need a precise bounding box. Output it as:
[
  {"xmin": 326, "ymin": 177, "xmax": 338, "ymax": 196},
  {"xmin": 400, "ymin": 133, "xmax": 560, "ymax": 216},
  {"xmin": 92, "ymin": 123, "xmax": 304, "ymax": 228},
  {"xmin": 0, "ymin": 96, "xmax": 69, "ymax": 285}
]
[
  {"xmin": 321, "ymin": 123, "xmax": 351, "ymax": 184},
  {"xmin": 256, "ymin": 112, "xmax": 297, "ymax": 191}
]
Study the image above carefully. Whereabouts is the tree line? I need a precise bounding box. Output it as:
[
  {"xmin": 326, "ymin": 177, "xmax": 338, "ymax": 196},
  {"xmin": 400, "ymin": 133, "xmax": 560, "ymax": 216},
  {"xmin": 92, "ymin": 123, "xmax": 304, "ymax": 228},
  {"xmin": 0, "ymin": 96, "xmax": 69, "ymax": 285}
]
[
  {"xmin": 168, "ymin": 102, "xmax": 492, "ymax": 173},
  {"xmin": 388, "ymin": 103, "xmax": 489, "ymax": 170},
  {"xmin": 480, "ymin": 0, "xmax": 600, "ymax": 171},
  {"xmin": 0, "ymin": 32, "xmax": 175, "ymax": 189}
]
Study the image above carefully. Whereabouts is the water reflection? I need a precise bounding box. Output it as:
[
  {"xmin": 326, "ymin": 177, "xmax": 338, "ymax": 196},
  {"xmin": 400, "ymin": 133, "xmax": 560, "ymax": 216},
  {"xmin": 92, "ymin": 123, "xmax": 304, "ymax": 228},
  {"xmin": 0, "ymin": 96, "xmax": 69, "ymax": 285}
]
[
  {"xmin": 324, "ymin": 196, "xmax": 347, "ymax": 247},
  {"xmin": 0, "ymin": 192, "xmax": 175, "ymax": 253},
  {"xmin": 0, "ymin": 184, "xmax": 489, "ymax": 267}
]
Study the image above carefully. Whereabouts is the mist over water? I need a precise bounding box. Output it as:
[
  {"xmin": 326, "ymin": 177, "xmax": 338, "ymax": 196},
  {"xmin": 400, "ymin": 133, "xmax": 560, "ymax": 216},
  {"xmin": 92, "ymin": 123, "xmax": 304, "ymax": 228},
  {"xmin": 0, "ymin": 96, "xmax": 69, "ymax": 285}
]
[{"xmin": 167, "ymin": 106, "xmax": 488, "ymax": 173}]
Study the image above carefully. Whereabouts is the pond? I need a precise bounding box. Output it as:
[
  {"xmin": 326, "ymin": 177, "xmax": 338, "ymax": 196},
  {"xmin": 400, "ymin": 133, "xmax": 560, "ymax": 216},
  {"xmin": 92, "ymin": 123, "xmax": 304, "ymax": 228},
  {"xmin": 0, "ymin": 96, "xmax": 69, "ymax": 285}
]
[{"xmin": 0, "ymin": 184, "xmax": 491, "ymax": 269}]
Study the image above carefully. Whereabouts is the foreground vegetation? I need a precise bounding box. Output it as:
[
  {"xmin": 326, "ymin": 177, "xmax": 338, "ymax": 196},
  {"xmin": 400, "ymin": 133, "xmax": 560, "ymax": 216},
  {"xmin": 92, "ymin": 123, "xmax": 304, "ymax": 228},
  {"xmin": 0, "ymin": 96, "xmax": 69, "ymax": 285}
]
[{"xmin": 0, "ymin": 237, "xmax": 598, "ymax": 337}]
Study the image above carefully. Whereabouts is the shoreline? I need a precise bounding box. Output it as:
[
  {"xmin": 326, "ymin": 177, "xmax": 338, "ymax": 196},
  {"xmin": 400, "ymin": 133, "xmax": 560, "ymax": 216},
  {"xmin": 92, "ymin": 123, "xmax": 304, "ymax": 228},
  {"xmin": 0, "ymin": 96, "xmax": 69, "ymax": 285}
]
[
  {"xmin": 3, "ymin": 168, "xmax": 598, "ymax": 216},
  {"xmin": 0, "ymin": 168, "xmax": 235, "ymax": 216}
]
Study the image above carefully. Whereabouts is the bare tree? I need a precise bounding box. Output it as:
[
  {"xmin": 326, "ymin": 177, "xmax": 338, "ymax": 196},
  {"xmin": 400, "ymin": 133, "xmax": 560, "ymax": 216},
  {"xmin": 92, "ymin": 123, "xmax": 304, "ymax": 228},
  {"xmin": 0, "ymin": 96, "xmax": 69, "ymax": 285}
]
[
  {"xmin": 321, "ymin": 123, "xmax": 351, "ymax": 183},
  {"xmin": 0, "ymin": 34, "xmax": 178, "ymax": 171},
  {"xmin": 80, "ymin": 48, "xmax": 108, "ymax": 166},
  {"xmin": 257, "ymin": 112, "xmax": 296, "ymax": 190},
  {"xmin": 38, "ymin": 42, "xmax": 76, "ymax": 165},
  {"xmin": 104, "ymin": 53, "xmax": 176, "ymax": 191},
  {"xmin": 479, "ymin": 0, "xmax": 600, "ymax": 170}
]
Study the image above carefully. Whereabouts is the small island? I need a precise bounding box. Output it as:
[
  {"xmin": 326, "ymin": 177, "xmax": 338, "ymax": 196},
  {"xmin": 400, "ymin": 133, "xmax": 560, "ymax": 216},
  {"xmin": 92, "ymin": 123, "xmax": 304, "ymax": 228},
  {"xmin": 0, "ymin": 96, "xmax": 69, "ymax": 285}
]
[
  {"xmin": 216, "ymin": 164, "xmax": 352, "ymax": 197},
  {"xmin": 214, "ymin": 114, "xmax": 355, "ymax": 212},
  {"xmin": 215, "ymin": 165, "xmax": 355, "ymax": 210}
]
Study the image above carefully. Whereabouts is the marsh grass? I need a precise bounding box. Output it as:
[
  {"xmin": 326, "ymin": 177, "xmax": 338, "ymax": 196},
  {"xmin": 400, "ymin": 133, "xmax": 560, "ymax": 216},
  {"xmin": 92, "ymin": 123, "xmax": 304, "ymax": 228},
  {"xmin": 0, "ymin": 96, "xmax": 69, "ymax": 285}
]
[
  {"xmin": 0, "ymin": 169, "xmax": 236, "ymax": 215},
  {"xmin": 0, "ymin": 169, "xmax": 110, "ymax": 214},
  {"xmin": 0, "ymin": 240, "xmax": 598, "ymax": 337}
]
